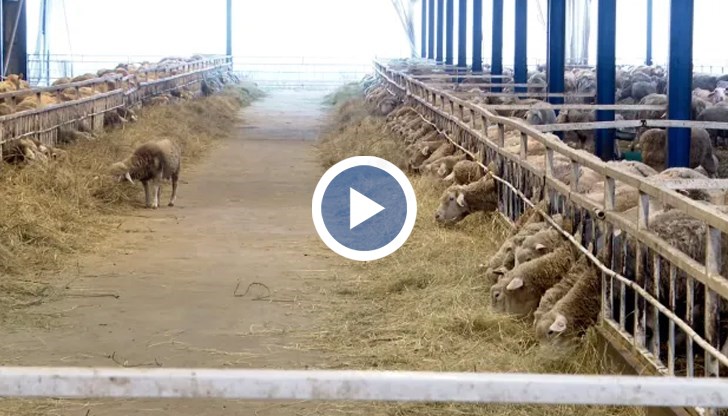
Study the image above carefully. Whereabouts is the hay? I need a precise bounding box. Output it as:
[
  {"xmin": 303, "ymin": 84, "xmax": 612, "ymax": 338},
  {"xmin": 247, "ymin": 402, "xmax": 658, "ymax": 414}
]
[
  {"xmin": 309, "ymin": 96, "xmax": 646, "ymax": 416},
  {"xmin": 0, "ymin": 84, "xmax": 261, "ymax": 319},
  {"xmin": 316, "ymin": 85, "xmax": 405, "ymax": 170}
]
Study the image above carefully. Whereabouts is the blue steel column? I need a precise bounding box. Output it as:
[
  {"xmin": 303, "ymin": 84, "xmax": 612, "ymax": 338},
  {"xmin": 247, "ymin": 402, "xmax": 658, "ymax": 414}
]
[
  {"xmin": 421, "ymin": 0, "xmax": 427, "ymax": 58},
  {"xmin": 491, "ymin": 0, "xmax": 504, "ymax": 92},
  {"xmin": 596, "ymin": 0, "xmax": 616, "ymax": 161},
  {"xmin": 436, "ymin": 0, "xmax": 444, "ymax": 63},
  {"xmin": 226, "ymin": 0, "xmax": 232, "ymax": 57},
  {"xmin": 457, "ymin": 0, "xmax": 467, "ymax": 68},
  {"xmin": 428, "ymin": 0, "xmax": 435, "ymax": 59},
  {"xmin": 514, "ymin": 0, "xmax": 528, "ymax": 93},
  {"xmin": 646, "ymin": 0, "xmax": 653, "ymax": 66},
  {"xmin": 547, "ymin": 0, "xmax": 566, "ymax": 106},
  {"xmin": 472, "ymin": 0, "xmax": 483, "ymax": 72},
  {"xmin": 446, "ymin": 0, "xmax": 454, "ymax": 65},
  {"xmin": 666, "ymin": 0, "xmax": 694, "ymax": 168}
]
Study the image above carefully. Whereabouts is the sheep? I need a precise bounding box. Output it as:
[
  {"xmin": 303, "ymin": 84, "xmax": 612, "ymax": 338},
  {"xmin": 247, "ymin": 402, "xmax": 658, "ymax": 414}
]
[
  {"xmin": 514, "ymin": 227, "xmax": 565, "ymax": 267},
  {"xmin": 555, "ymin": 109, "xmax": 595, "ymax": 151},
  {"xmin": 525, "ymin": 101, "xmax": 557, "ymax": 126},
  {"xmin": 501, "ymin": 242, "xmax": 576, "ymax": 318},
  {"xmin": 533, "ymin": 253, "xmax": 588, "ymax": 325},
  {"xmin": 697, "ymin": 105, "xmax": 728, "ymax": 143},
  {"xmin": 109, "ymin": 139, "xmax": 181, "ymax": 209},
  {"xmin": 420, "ymin": 153, "xmax": 466, "ymax": 177},
  {"xmin": 444, "ymin": 160, "xmax": 484, "ymax": 185},
  {"xmin": 418, "ymin": 141, "xmax": 455, "ymax": 170},
  {"xmin": 635, "ymin": 128, "xmax": 717, "ymax": 177},
  {"xmin": 482, "ymin": 221, "xmax": 553, "ymax": 288},
  {"xmin": 534, "ymin": 253, "xmax": 602, "ymax": 348},
  {"xmin": 434, "ymin": 175, "xmax": 498, "ymax": 225}
]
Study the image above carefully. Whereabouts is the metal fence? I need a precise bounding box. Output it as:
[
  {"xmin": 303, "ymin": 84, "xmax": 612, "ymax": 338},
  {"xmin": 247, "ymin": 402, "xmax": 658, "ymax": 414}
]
[{"xmin": 375, "ymin": 59, "xmax": 728, "ymax": 416}]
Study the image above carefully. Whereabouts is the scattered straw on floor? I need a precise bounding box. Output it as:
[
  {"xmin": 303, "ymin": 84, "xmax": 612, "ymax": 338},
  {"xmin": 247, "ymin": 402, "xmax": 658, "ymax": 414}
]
[
  {"xmin": 0, "ymin": 83, "xmax": 263, "ymax": 319},
  {"xmin": 306, "ymin": 91, "xmax": 646, "ymax": 416}
]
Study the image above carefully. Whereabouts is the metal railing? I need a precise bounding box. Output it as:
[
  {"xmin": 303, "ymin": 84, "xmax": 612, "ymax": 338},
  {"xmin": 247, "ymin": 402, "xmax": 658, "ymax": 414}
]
[{"xmin": 374, "ymin": 59, "xmax": 728, "ymax": 416}]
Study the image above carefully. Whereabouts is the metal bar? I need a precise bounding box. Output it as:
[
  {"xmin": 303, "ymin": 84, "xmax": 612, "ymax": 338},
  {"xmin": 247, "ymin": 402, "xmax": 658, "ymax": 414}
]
[
  {"xmin": 595, "ymin": 0, "xmax": 616, "ymax": 161},
  {"xmin": 421, "ymin": 0, "xmax": 427, "ymax": 58},
  {"xmin": 666, "ymin": 0, "xmax": 694, "ymax": 168},
  {"xmin": 0, "ymin": 368, "xmax": 728, "ymax": 406},
  {"xmin": 514, "ymin": 0, "xmax": 528, "ymax": 93},
  {"xmin": 428, "ymin": 0, "xmax": 435, "ymax": 59},
  {"xmin": 436, "ymin": 0, "xmax": 444, "ymax": 62},
  {"xmin": 445, "ymin": 0, "xmax": 454, "ymax": 65},
  {"xmin": 472, "ymin": 0, "xmax": 483, "ymax": 72},
  {"xmin": 491, "ymin": 0, "xmax": 504, "ymax": 93},
  {"xmin": 457, "ymin": 0, "xmax": 466, "ymax": 68},
  {"xmin": 4, "ymin": 0, "xmax": 26, "ymax": 77},
  {"xmin": 547, "ymin": 0, "xmax": 566, "ymax": 106},
  {"xmin": 646, "ymin": 0, "xmax": 653, "ymax": 66}
]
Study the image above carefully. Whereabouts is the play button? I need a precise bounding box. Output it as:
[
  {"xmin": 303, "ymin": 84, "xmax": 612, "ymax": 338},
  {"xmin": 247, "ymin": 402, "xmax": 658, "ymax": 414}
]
[
  {"xmin": 312, "ymin": 156, "xmax": 417, "ymax": 262},
  {"xmin": 349, "ymin": 188, "xmax": 385, "ymax": 229}
]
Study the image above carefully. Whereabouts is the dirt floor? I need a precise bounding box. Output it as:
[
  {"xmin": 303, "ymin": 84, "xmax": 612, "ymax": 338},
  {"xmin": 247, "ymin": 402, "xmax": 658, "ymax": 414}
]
[{"xmin": 0, "ymin": 90, "xmax": 340, "ymax": 415}]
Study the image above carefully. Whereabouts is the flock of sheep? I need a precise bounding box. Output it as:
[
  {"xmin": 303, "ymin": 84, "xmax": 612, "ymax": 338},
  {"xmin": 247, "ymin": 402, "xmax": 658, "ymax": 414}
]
[
  {"xmin": 2, "ymin": 55, "xmax": 237, "ymax": 167},
  {"xmin": 360, "ymin": 65, "xmax": 728, "ymax": 360},
  {"xmin": 387, "ymin": 58, "xmax": 728, "ymax": 178}
]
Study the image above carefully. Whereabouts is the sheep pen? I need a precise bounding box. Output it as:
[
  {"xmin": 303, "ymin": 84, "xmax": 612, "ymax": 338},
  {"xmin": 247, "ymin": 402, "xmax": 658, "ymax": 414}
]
[
  {"xmin": 0, "ymin": 82, "xmax": 263, "ymax": 324},
  {"xmin": 308, "ymin": 82, "xmax": 644, "ymax": 416}
]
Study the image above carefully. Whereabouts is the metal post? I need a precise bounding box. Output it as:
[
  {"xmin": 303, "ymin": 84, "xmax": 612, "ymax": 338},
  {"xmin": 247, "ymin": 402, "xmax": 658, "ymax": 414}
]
[
  {"xmin": 428, "ymin": 0, "xmax": 435, "ymax": 59},
  {"xmin": 666, "ymin": 0, "xmax": 694, "ymax": 168},
  {"xmin": 472, "ymin": 0, "xmax": 483, "ymax": 72},
  {"xmin": 514, "ymin": 0, "xmax": 528, "ymax": 93},
  {"xmin": 421, "ymin": 0, "xmax": 427, "ymax": 58},
  {"xmin": 547, "ymin": 0, "xmax": 566, "ymax": 106},
  {"xmin": 596, "ymin": 0, "xmax": 616, "ymax": 161},
  {"xmin": 457, "ymin": 0, "xmax": 466, "ymax": 68},
  {"xmin": 226, "ymin": 0, "xmax": 232, "ymax": 57},
  {"xmin": 445, "ymin": 0, "xmax": 454, "ymax": 66},
  {"xmin": 646, "ymin": 0, "xmax": 653, "ymax": 66},
  {"xmin": 491, "ymin": 0, "xmax": 504, "ymax": 92},
  {"xmin": 436, "ymin": 0, "xmax": 444, "ymax": 63}
]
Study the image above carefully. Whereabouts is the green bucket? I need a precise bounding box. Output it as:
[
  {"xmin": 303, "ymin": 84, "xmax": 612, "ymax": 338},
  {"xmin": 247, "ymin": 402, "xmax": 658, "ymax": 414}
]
[{"xmin": 622, "ymin": 151, "xmax": 642, "ymax": 162}]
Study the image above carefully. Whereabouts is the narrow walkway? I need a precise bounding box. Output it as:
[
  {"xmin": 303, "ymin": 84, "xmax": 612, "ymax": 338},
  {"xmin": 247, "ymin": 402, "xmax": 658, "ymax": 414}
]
[{"xmin": 0, "ymin": 90, "xmax": 337, "ymax": 415}]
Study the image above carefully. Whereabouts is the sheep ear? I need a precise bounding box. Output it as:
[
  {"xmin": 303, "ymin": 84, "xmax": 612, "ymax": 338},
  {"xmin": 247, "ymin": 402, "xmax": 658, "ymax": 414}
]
[
  {"xmin": 456, "ymin": 192, "xmax": 466, "ymax": 207},
  {"xmin": 535, "ymin": 243, "xmax": 548, "ymax": 252},
  {"xmin": 420, "ymin": 146, "xmax": 430, "ymax": 156},
  {"xmin": 124, "ymin": 172, "xmax": 134, "ymax": 184},
  {"xmin": 494, "ymin": 266, "xmax": 508, "ymax": 275},
  {"xmin": 549, "ymin": 314, "xmax": 568, "ymax": 333},
  {"xmin": 506, "ymin": 277, "xmax": 524, "ymax": 291}
]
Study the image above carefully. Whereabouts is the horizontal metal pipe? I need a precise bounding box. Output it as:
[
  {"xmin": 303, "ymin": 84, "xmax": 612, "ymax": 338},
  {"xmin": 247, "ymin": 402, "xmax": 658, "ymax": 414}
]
[{"xmin": 1, "ymin": 367, "xmax": 728, "ymax": 407}]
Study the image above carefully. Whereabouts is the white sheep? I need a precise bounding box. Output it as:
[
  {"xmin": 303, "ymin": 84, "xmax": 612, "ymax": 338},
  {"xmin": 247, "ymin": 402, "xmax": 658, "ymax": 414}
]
[
  {"xmin": 434, "ymin": 175, "xmax": 498, "ymax": 225},
  {"xmin": 110, "ymin": 139, "xmax": 181, "ymax": 209}
]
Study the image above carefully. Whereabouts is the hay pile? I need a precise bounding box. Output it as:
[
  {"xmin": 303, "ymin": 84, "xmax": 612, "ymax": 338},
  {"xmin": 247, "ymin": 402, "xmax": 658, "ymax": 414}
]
[
  {"xmin": 309, "ymin": 83, "xmax": 645, "ymax": 416},
  {"xmin": 0, "ymin": 83, "xmax": 263, "ymax": 315}
]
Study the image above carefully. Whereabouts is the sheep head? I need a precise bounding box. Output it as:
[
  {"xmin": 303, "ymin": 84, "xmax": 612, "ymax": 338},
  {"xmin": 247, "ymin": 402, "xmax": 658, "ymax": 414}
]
[
  {"xmin": 535, "ymin": 311, "xmax": 574, "ymax": 349},
  {"xmin": 110, "ymin": 161, "xmax": 134, "ymax": 184},
  {"xmin": 434, "ymin": 187, "xmax": 469, "ymax": 225}
]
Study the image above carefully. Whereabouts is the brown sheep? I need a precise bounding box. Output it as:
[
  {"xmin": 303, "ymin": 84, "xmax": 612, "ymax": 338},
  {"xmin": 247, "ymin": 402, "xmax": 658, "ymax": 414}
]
[
  {"xmin": 109, "ymin": 139, "xmax": 182, "ymax": 209},
  {"xmin": 534, "ymin": 253, "xmax": 602, "ymax": 348},
  {"xmin": 434, "ymin": 175, "xmax": 498, "ymax": 225},
  {"xmin": 502, "ymin": 242, "xmax": 576, "ymax": 318},
  {"xmin": 634, "ymin": 128, "xmax": 718, "ymax": 177}
]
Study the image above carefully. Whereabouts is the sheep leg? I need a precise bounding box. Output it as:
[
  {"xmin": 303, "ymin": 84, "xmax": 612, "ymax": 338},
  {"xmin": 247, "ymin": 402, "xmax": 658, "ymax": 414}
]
[
  {"xmin": 142, "ymin": 180, "xmax": 152, "ymax": 208},
  {"xmin": 151, "ymin": 179, "xmax": 160, "ymax": 209},
  {"xmin": 169, "ymin": 174, "xmax": 178, "ymax": 207},
  {"xmin": 156, "ymin": 183, "xmax": 162, "ymax": 207}
]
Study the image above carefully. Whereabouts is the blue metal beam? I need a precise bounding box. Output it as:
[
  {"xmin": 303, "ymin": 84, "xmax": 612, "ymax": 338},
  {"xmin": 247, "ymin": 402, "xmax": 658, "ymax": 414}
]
[
  {"xmin": 421, "ymin": 0, "xmax": 427, "ymax": 58},
  {"xmin": 666, "ymin": 0, "xmax": 694, "ymax": 168},
  {"xmin": 226, "ymin": 0, "xmax": 232, "ymax": 57},
  {"xmin": 596, "ymin": 0, "xmax": 616, "ymax": 161},
  {"xmin": 428, "ymin": 0, "xmax": 435, "ymax": 59},
  {"xmin": 472, "ymin": 0, "xmax": 483, "ymax": 72},
  {"xmin": 446, "ymin": 0, "xmax": 454, "ymax": 65},
  {"xmin": 436, "ymin": 0, "xmax": 444, "ymax": 62},
  {"xmin": 491, "ymin": 0, "xmax": 504, "ymax": 92},
  {"xmin": 547, "ymin": 0, "xmax": 566, "ymax": 106},
  {"xmin": 514, "ymin": 0, "xmax": 528, "ymax": 93},
  {"xmin": 457, "ymin": 0, "xmax": 467, "ymax": 68},
  {"xmin": 646, "ymin": 0, "xmax": 653, "ymax": 66}
]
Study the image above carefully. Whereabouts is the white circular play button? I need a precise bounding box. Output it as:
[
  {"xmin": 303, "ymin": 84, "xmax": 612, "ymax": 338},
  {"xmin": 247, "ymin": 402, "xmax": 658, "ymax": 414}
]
[{"xmin": 312, "ymin": 156, "xmax": 417, "ymax": 262}]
